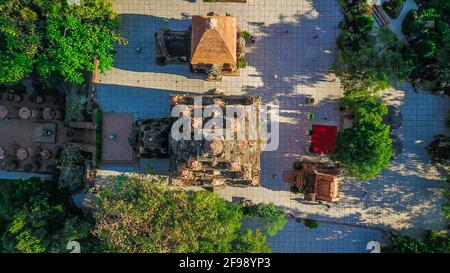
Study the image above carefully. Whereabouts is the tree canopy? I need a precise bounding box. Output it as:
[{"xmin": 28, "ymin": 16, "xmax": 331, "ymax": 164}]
[
  {"xmin": 0, "ymin": 0, "xmax": 124, "ymax": 84},
  {"xmin": 92, "ymin": 175, "xmax": 285, "ymax": 253},
  {"xmin": 383, "ymin": 230, "xmax": 450, "ymax": 253},
  {"xmin": 332, "ymin": 97, "xmax": 393, "ymax": 180},
  {"xmin": 1, "ymin": 175, "xmax": 287, "ymax": 253},
  {"xmin": 402, "ymin": 1, "xmax": 450, "ymax": 95},
  {"xmin": 0, "ymin": 178, "xmax": 91, "ymax": 253}
]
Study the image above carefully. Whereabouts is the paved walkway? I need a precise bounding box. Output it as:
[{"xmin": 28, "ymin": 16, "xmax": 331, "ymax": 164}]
[
  {"xmin": 267, "ymin": 219, "xmax": 386, "ymax": 253},
  {"xmin": 96, "ymin": 0, "xmax": 450, "ymax": 251}
]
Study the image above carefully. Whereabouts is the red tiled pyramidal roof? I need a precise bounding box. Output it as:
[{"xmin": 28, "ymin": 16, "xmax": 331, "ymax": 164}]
[{"xmin": 191, "ymin": 15, "xmax": 237, "ymax": 65}]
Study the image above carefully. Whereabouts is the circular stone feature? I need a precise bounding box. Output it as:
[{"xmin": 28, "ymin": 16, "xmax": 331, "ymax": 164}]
[
  {"xmin": 0, "ymin": 106, "xmax": 8, "ymax": 119},
  {"xmin": 40, "ymin": 149, "xmax": 52, "ymax": 160},
  {"xmin": 16, "ymin": 147, "xmax": 29, "ymax": 160},
  {"xmin": 19, "ymin": 107, "xmax": 32, "ymax": 119},
  {"xmin": 43, "ymin": 108, "xmax": 56, "ymax": 120}
]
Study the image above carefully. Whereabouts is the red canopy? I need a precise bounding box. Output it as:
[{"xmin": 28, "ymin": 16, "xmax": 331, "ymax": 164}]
[{"xmin": 310, "ymin": 124, "xmax": 337, "ymax": 154}]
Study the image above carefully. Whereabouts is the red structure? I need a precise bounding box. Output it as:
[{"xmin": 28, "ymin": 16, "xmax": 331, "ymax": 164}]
[
  {"xmin": 310, "ymin": 124, "xmax": 337, "ymax": 154},
  {"xmin": 283, "ymin": 156, "xmax": 341, "ymax": 202}
]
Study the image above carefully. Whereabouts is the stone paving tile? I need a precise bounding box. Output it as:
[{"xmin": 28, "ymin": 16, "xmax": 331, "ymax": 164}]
[
  {"xmin": 267, "ymin": 219, "xmax": 385, "ymax": 253},
  {"xmin": 95, "ymin": 0, "xmax": 450, "ymax": 252}
]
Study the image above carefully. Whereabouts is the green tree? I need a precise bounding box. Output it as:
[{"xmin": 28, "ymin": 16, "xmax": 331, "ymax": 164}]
[
  {"xmin": 246, "ymin": 203, "xmax": 287, "ymax": 236},
  {"xmin": 382, "ymin": 0, "xmax": 406, "ymax": 19},
  {"xmin": 37, "ymin": 0, "xmax": 124, "ymax": 84},
  {"xmin": 354, "ymin": 15, "xmax": 374, "ymax": 34},
  {"xmin": 233, "ymin": 229, "xmax": 271, "ymax": 253},
  {"xmin": 332, "ymin": 99, "xmax": 393, "ymax": 180},
  {"xmin": 92, "ymin": 175, "xmax": 281, "ymax": 253},
  {"xmin": 426, "ymin": 134, "xmax": 450, "ymax": 166},
  {"xmin": 335, "ymin": 44, "xmax": 390, "ymax": 99},
  {"xmin": 0, "ymin": 178, "xmax": 90, "ymax": 253},
  {"xmin": 383, "ymin": 231, "xmax": 450, "ymax": 253},
  {"xmin": 401, "ymin": 4, "xmax": 450, "ymax": 94},
  {"xmin": 0, "ymin": 1, "xmax": 40, "ymax": 83},
  {"xmin": 0, "ymin": 0, "xmax": 124, "ymax": 84}
]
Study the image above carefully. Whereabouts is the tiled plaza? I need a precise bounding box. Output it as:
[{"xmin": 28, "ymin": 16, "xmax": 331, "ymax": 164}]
[{"xmin": 96, "ymin": 0, "xmax": 450, "ymax": 252}]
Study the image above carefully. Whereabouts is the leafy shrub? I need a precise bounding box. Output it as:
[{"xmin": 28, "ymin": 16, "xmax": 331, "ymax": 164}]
[
  {"xmin": 233, "ymin": 229, "xmax": 272, "ymax": 253},
  {"xmin": 446, "ymin": 110, "xmax": 450, "ymax": 129},
  {"xmin": 383, "ymin": 235, "xmax": 427, "ymax": 252},
  {"xmin": 246, "ymin": 203, "xmax": 287, "ymax": 236},
  {"xmin": 59, "ymin": 145, "xmax": 84, "ymax": 192},
  {"xmin": 290, "ymin": 186, "xmax": 300, "ymax": 194},
  {"xmin": 354, "ymin": 15, "xmax": 374, "ymax": 34},
  {"xmin": 60, "ymin": 145, "xmax": 83, "ymax": 166},
  {"xmin": 59, "ymin": 165, "xmax": 84, "ymax": 192},
  {"xmin": 383, "ymin": 230, "xmax": 450, "ymax": 253},
  {"xmin": 156, "ymin": 56, "xmax": 166, "ymax": 66},
  {"xmin": 426, "ymin": 134, "xmax": 450, "ymax": 166},
  {"xmin": 304, "ymin": 219, "xmax": 318, "ymax": 229},
  {"xmin": 414, "ymin": 39, "xmax": 437, "ymax": 59},
  {"xmin": 65, "ymin": 91, "xmax": 86, "ymax": 122},
  {"xmin": 237, "ymin": 57, "xmax": 249, "ymax": 69},
  {"xmin": 382, "ymin": 0, "xmax": 406, "ymax": 19},
  {"xmin": 240, "ymin": 31, "xmax": 251, "ymax": 42},
  {"xmin": 402, "ymin": 10, "xmax": 419, "ymax": 36}
]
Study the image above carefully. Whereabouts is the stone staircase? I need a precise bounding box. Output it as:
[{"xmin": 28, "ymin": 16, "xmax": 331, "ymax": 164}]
[{"xmin": 372, "ymin": 4, "xmax": 391, "ymax": 28}]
